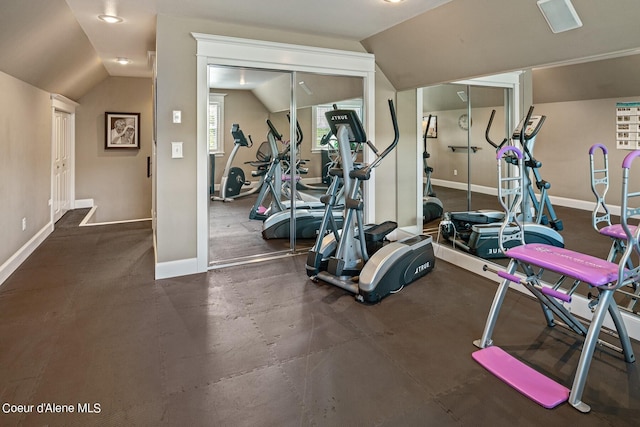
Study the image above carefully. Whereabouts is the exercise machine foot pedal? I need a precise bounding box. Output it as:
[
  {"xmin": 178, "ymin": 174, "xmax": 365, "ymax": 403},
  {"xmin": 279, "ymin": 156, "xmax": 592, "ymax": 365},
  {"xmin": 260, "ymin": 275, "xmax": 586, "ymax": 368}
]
[
  {"xmin": 472, "ymin": 346, "xmax": 569, "ymax": 409},
  {"xmin": 364, "ymin": 221, "xmax": 397, "ymax": 242},
  {"xmin": 552, "ymin": 219, "xmax": 564, "ymax": 231}
]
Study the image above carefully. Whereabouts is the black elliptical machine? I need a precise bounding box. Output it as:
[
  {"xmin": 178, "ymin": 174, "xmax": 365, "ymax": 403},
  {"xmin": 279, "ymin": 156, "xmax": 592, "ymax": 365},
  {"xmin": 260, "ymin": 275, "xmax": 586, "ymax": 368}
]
[
  {"xmin": 440, "ymin": 106, "xmax": 564, "ymax": 258},
  {"xmin": 422, "ymin": 114, "xmax": 444, "ymax": 223},
  {"xmin": 306, "ymin": 100, "xmax": 436, "ymax": 303}
]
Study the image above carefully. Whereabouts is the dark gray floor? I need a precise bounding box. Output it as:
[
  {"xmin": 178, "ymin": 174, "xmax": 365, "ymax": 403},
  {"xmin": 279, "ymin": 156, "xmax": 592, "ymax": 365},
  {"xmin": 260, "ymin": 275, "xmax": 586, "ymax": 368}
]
[
  {"xmin": 1, "ymin": 205, "xmax": 639, "ymax": 426},
  {"xmin": 432, "ymin": 185, "xmax": 640, "ymax": 313},
  {"xmin": 209, "ymin": 192, "xmax": 317, "ymax": 264}
]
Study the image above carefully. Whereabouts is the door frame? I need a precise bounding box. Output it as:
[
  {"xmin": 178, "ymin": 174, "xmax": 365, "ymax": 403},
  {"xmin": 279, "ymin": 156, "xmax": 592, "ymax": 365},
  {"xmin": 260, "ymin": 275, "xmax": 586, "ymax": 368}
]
[
  {"xmin": 51, "ymin": 94, "xmax": 78, "ymax": 224},
  {"xmin": 192, "ymin": 33, "xmax": 376, "ymax": 273}
]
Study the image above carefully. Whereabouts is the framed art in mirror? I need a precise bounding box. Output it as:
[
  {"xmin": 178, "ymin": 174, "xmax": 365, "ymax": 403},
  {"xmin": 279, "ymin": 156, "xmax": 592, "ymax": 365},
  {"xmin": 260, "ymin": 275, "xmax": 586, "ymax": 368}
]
[{"xmin": 424, "ymin": 115, "xmax": 437, "ymax": 138}]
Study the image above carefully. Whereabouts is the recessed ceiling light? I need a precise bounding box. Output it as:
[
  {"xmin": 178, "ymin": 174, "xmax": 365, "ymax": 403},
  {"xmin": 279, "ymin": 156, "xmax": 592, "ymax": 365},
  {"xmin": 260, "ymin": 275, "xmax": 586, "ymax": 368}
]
[
  {"xmin": 98, "ymin": 14, "xmax": 123, "ymax": 24},
  {"xmin": 116, "ymin": 57, "xmax": 131, "ymax": 65},
  {"xmin": 384, "ymin": 0, "xmax": 404, "ymax": 3}
]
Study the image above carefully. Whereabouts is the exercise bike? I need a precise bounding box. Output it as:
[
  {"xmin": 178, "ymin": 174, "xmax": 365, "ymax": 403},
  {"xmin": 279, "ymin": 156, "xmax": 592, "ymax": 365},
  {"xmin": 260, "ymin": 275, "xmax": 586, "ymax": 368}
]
[
  {"xmin": 422, "ymin": 114, "xmax": 444, "ymax": 223},
  {"xmin": 440, "ymin": 106, "xmax": 564, "ymax": 258},
  {"xmin": 306, "ymin": 100, "xmax": 436, "ymax": 303},
  {"xmin": 212, "ymin": 124, "xmax": 264, "ymax": 202}
]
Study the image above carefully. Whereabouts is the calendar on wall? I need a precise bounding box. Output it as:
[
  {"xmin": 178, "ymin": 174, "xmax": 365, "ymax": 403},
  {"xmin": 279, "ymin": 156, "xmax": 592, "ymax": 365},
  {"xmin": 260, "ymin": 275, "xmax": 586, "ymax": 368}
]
[{"xmin": 616, "ymin": 102, "xmax": 640, "ymax": 150}]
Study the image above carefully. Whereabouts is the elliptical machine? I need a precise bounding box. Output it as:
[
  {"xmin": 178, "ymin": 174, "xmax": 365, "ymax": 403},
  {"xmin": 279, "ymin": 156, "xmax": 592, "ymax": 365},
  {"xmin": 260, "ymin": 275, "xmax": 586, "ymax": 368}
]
[
  {"xmin": 440, "ymin": 106, "xmax": 564, "ymax": 258},
  {"xmin": 422, "ymin": 114, "xmax": 444, "ymax": 223},
  {"xmin": 249, "ymin": 120, "xmax": 287, "ymax": 220},
  {"xmin": 306, "ymin": 100, "xmax": 436, "ymax": 303}
]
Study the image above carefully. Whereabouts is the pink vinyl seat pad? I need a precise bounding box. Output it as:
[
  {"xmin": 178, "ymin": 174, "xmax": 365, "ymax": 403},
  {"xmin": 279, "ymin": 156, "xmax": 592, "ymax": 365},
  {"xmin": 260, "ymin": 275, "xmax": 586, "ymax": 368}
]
[{"xmin": 505, "ymin": 243, "xmax": 619, "ymax": 288}]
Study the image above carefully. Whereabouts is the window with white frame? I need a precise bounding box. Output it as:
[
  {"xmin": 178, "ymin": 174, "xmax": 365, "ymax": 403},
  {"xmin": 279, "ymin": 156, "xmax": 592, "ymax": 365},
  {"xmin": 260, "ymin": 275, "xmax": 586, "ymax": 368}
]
[
  {"xmin": 312, "ymin": 98, "xmax": 363, "ymax": 152},
  {"xmin": 208, "ymin": 93, "xmax": 226, "ymax": 154}
]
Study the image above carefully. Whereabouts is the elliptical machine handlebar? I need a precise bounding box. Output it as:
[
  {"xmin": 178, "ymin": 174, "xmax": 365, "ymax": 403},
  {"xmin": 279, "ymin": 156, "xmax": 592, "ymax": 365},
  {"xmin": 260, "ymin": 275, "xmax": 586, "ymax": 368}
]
[
  {"xmin": 286, "ymin": 113, "xmax": 304, "ymax": 147},
  {"xmin": 485, "ymin": 110, "xmax": 508, "ymax": 150},
  {"xmin": 351, "ymin": 99, "xmax": 399, "ymax": 180},
  {"xmin": 266, "ymin": 119, "xmax": 283, "ymax": 142},
  {"xmin": 369, "ymin": 99, "xmax": 399, "ymax": 169},
  {"xmin": 518, "ymin": 106, "xmax": 546, "ymax": 145},
  {"xmin": 519, "ymin": 106, "xmax": 534, "ymax": 146},
  {"xmin": 423, "ymin": 114, "xmax": 433, "ymax": 158},
  {"xmin": 266, "ymin": 118, "xmax": 297, "ymax": 158},
  {"xmin": 517, "ymin": 106, "xmax": 547, "ymax": 165}
]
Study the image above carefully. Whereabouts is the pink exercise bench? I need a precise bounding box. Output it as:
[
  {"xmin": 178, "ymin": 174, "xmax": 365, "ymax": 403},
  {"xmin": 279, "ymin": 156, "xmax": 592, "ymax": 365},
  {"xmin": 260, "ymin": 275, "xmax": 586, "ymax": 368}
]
[{"xmin": 474, "ymin": 144, "xmax": 640, "ymax": 414}]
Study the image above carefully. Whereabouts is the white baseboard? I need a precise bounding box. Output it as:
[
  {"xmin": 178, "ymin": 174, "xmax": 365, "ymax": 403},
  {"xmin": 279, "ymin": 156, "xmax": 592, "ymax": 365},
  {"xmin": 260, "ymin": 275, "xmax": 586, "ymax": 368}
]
[
  {"xmin": 431, "ymin": 179, "xmax": 620, "ymax": 214},
  {"xmin": 155, "ymin": 257, "xmax": 199, "ymax": 280},
  {"xmin": 75, "ymin": 198, "xmax": 94, "ymax": 209},
  {"xmin": 79, "ymin": 206, "xmax": 97, "ymax": 226},
  {"xmin": 433, "ymin": 242, "xmax": 640, "ymax": 341},
  {"xmin": 78, "ymin": 205, "xmax": 151, "ymax": 227},
  {"xmin": 0, "ymin": 222, "xmax": 53, "ymax": 286}
]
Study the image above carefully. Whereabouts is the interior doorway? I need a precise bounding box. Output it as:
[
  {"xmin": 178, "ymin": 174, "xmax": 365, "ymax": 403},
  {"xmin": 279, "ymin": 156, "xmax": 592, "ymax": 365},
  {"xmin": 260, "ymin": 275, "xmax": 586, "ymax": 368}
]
[
  {"xmin": 53, "ymin": 110, "xmax": 71, "ymax": 222},
  {"xmin": 51, "ymin": 94, "xmax": 77, "ymax": 224}
]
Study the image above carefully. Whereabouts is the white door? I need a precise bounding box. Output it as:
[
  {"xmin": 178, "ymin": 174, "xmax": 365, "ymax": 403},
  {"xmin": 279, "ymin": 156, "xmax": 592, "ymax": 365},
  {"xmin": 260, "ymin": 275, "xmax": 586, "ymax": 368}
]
[{"xmin": 53, "ymin": 110, "xmax": 71, "ymax": 222}]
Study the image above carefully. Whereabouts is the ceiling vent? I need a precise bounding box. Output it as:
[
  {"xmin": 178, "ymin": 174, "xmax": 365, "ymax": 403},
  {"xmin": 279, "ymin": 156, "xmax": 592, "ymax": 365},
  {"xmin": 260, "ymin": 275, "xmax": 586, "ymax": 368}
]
[{"xmin": 537, "ymin": 0, "xmax": 583, "ymax": 34}]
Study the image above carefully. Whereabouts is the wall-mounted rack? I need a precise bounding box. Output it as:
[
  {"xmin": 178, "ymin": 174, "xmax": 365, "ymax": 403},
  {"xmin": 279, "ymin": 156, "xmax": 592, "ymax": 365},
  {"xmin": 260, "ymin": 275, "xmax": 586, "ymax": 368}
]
[{"xmin": 448, "ymin": 145, "xmax": 481, "ymax": 153}]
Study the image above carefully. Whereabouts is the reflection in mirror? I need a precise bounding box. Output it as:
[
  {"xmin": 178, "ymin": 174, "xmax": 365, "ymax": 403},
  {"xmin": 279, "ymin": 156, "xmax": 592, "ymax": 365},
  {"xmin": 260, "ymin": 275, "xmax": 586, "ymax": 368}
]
[
  {"xmin": 207, "ymin": 66, "xmax": 364, "ymax": 266},
  {"xmin": 290, "ymin": 72, "xmax": 363, "ymax": 250},
  {"xmin": 260, "ymin": 73, "xmax": 363, "ymax": 250},
  {"xmin": 426, "ymin": 54, "xmax": 640, "ymax": 317},
  {"xmin": 422, "ymin": 84, "xmax": 508, "ymax": 224},
  {"xmin": 208, "ymin": 65, "xmax": 295, "ymax": 266},
  {"xmin": 526, "ymin": 55, "xmax": 640, "ymax": 315}
]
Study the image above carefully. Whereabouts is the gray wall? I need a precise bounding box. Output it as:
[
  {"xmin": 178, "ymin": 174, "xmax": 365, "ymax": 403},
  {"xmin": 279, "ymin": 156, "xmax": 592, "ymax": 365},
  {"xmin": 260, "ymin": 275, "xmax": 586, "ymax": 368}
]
[
  {"xmin": 428, "ymin": 107, "xmax": 506, "ymax": 190},
  {"xmin": 396, "ymin": 90, "xmax": 419, "ymax": 228},
  {"xmin": 0, "ymin": 71, "xmax": 52, "ymax": 264},
  {"xmin": 211, "ymin": 89, "xmax": 270, "ymax": 187},
  {"xmin": 532, "ymin": 97, "xmax": 637, "ymax": 207},
  {"xmin": 374, "ymin": 65, "xmax": 400, "ymax": 223},
  {"xmin": 362, "ymin": 0, "xmax": 640, "ymax": 91},
  {"xmin": 75, "ymin": 77, "xmax": 153, "ymax": 222},
  {"xmin": 0, "ymin": 0, "xmax": 108, "ymax": 101},
  {"xmin": 429, "ymin": 98, "xmax": 640, "ymax": 208}
]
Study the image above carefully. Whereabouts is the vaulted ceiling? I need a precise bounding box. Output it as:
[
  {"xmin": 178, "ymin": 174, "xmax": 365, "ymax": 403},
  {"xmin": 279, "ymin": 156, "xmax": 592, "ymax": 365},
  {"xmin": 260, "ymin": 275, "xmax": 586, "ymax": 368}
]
[{"xmin": 1, "ymin": 0, "xmax": 640, "ymax": 101}]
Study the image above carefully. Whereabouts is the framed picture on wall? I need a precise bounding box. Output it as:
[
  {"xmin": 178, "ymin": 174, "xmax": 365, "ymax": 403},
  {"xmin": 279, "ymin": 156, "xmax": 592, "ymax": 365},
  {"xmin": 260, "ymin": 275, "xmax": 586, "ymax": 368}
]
[
  {"xmin": 423, "ymin": 115, "xmax": 437, "ymax": 138},
  {"xmin": 105, "ymin": 112, "xmax": 140, "ymax": 149}
]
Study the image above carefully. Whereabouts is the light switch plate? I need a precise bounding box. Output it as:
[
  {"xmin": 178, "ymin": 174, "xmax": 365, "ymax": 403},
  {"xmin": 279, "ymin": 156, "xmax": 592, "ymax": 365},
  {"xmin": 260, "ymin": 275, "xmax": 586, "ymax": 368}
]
[
  {"xmin": 171, "ymin": 142, "xmax": 183, "ymax": 158},
  {"xmin": 172, "ymin": 110, "xmax": 181, "ymax": 123}
]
